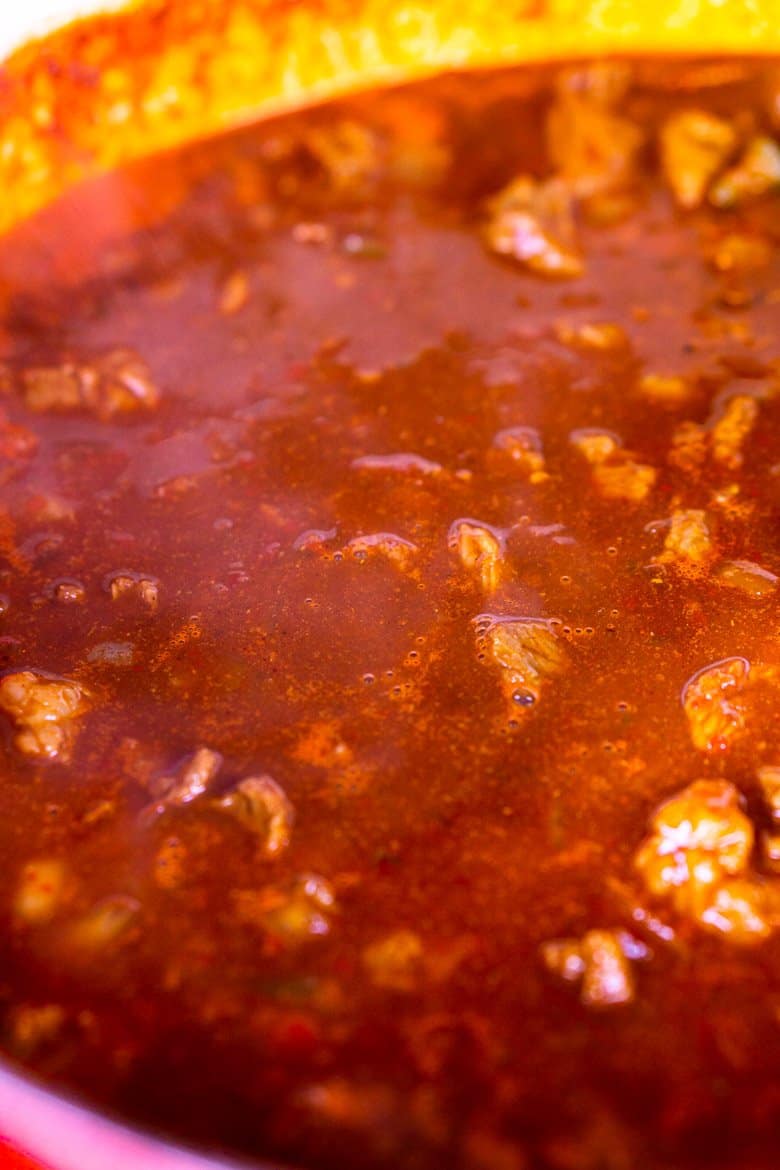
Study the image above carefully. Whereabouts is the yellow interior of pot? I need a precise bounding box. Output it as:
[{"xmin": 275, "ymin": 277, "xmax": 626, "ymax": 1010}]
[{"xmin": 1, "ymin": 0, "xmax": 780, "ymax": 236}]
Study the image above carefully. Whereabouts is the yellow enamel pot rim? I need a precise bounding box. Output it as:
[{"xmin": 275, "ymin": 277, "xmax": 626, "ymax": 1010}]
[{"xmin": 1, "ymin": 0, "xmax": 780, "ymax": 236}]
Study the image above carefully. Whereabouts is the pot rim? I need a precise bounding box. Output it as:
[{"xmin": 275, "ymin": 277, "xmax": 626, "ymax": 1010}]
[{"xmin": 0, "ymin": 1057, "xmax": 275, "ymax": 1170}]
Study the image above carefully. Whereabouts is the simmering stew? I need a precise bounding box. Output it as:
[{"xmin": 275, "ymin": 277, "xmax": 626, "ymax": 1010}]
[{"xmin": 0, "ymin": 56, "xmax": 778, "ymax": 1170}]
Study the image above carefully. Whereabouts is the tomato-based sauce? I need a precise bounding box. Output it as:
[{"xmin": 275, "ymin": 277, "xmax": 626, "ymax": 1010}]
[{"xmin": 0, "ymin": 58, "xmax": 778, "ymax": 1170}]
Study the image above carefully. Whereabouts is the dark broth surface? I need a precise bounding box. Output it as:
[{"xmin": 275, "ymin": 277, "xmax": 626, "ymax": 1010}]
[{"xmin": 0, "ymin": 58, "xmax": 778, "ymax": 1170}]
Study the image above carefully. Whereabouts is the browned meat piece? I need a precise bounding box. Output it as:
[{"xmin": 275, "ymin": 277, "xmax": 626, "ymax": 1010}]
[
  {"xmin": 448, "ymin": 519, "xmax": 506, "ymax": 593},
  {"xmin": 547, "ymin": 64, "xmax": 642, "ymax": 200},
  {"xmin": 709, "ymin": 135, "xmax": 780, "ymax": 207},
  {"xmin": 699, "ymin": 879, "xmax": 777, "ymax": 940},
  {"xmin": 682, "ymin": 657, "xmax": 778, "ymax": 753},
  {"xmin": 653, "ymin": 509, "xmax": 715, "ymax": 578},
  {"xmin": 107, "ymin": 571, "xmax": 159, "ymax": 609},
  {"xmin": 216, "ymin": 775, "xmax": 295, "ymax": 857},
  {"xmin": 491, "ymin": 426, "xmax": 548, "ymax": 482},
  {"xmin": 304, "ymin": 120, "xmax": 382, "ymax": 193},
  {"xmin": 483, "ymin": 177, "xmax": 583, "ymax": 278},
  {"xmin": 555, "ymin": 321, "xmax": 629, "ymax": 352},
  {"xmin": 710, "ymin": 395, "xmax": 758, "ymax": 470},
  {"xmin": 758, "ymin": 765, "xmax": 780, "ymax": 823},
  {"xmin": 708, "ymin": 232, "xmax": 772, "ymax": 272},
  {"xmin": 541, "ymin": 928, "xmax": 648, "ymax": 1007},
  {"xmin": 570, "ymin": 428, "xmax": 656, "ymax": 502},
  {"xmin": 635, "ymin": 780, "xmax": 753, "ymax": 908},
  {"xmin": 475, "ymin": 615, "xmax": 565, "ymax": 714},
  {"xmin": 232, "ymin": 874, "xmax": 336, "ymax": 944},
  {"xmin": 65, "ymin": 895, "xmax": 141, "ymax": 951},
  {"xmin": 22, "ymin": 349, "xmax": 159, "ymax": 420},
  {"xmin": 344, "ymin": 532, "xmax": 419, "ymax": 572},
  {"xmin": 591, "ymin": 461, "xmax": 656, "ymax": 502},
  {"xmin": 0, "ymin": 670, "xmax": 90, "ymax": 761},
  {"xmin": 147, "ymin": 747, "xmax": 223, "ymax": 813},
  {"xmin": 634, "ymin": 779, "xmax": 778, "ymax": 943},
  {"xmin": 659, "ymin": 110, "xmax": 737, "ymax": 209}
]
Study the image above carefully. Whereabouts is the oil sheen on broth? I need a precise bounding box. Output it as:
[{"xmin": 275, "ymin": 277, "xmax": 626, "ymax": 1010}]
[{"xmin": 0, "ymin": 57, "xmax": 778, "ymax": 1170}]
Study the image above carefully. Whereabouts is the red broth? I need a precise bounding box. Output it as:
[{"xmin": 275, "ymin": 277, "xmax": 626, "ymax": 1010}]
[{"xmin": 0, "ymin": 59, "xmax": 778, "ymax": 1170}]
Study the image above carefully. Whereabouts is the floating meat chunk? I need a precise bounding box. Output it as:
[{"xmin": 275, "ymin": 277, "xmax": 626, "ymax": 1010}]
[
  {"xmin": 491, "ymin": 427, "xmax": 548, "ymax": 482},
  {"xmin": 682, "ymin": 658, "xmax": 749, "ymax": 753},
  {"xmin": 635, "ymin": 780, "xmax": 753, "ymax": 913},
  {"xmin": 710, "ymin": 395, "xmax": 758, "ymax": 470},
  {"xmin": 659, "ymin": 110, "xmax": 737, "ymax": 209},
  {"xmin": 363, "ymin": 930, "xmax": 424, "ymax": 992},
  {"xmin": 555, "ymin": 321, "xmax": 629, "ymax": 353},
  {"xmin": 233, "ymin": 874, "xmax": 335, "ymax": 944},
  {"xmin": 107, "ymin": 571, "xmax": 159, "ymax": 610},
  {"xmin": 0, "ymin": 670, "xmax": 90, "ymax": 761},
  {"xmin": 52, "ymin": 580, "xmax": 86, "ymax": 605},
  {"xmin": 14, "ymin": 859, "xmax": 68, "ymax": 923},
  {"xmin": 475, "ymin": 615, "xmax": 565, "ymax": 712},
  {"xmin": 699, "ymin": 879, "xmax": 776, "ymax": 941},
  {"xmin": 547, "ymin": 64, "xmax": 642, "ymax": 200},
  {"xmin": 758, "ymin": 765, "xmax": 780, "ymax": 872},
  {"xmin": 541, "ymin": 929, "xmax": 647, "ymax": 1007},
  {"xmin": 668, "ymin": 394, "xmax": 759, "ymax": 476},
  {"xmin": 765, "ymin": 834, "xmax": 780, "ymax": 873},
  {"xmin": 148, "ymin": 747, "xmax": 223, "ymax": 813},
  {"xmin": 344, "ymin": 532, "xmax": 419, "ymax": 572},
  {"xmin": 216, "ymin": 775, "xmax": 294, "ymax": 857},
  {"xmin": 21, "ymin": 365, "xmax": 83, "ymax": 412},
  {"xmin": 296, "ymin": 530, "xmax": 421, "ymax": 573},
  {"xmin": 22, "ymin": 349, "xmax": 159, "ymax": 420},
  {"xmin": 708, "ymin": 232, "xmax": 772, "ymax": 273},
  {"xmin": 449, "ymin": 519, "xmax": 506, "ymax": 593},
  {"xmin": 668, "ymin": 420, "xmax": 708, "ymax": 474},
  {"xmin": 66, "ymin": 895, "xmax": 141, "ymax": 951},
  {"xmin": 92, "ymin": 349, "xmax": 160, "ymax": 415},
  {"xmin": 714, "ymin": 560, "xmax": 778, "ymax": 598},
  {"xmin": 634, "ymin": 779, "xmax": 778, "ymax": 943},
  {"xmin": 483, "ymin": 177, "xmax": 583, "ymax": 278},
  {"xmin": 304, "ymin": 120, "xmax": 381, "ymax": 193},
  {"xmin": 757, "ymin": 765, "xmax": 780, "ymax": 824},
  {"xmin": 709, "ymin": 135, "xmax": 780, "ymax": 207},
  {"xmin": 570, "ymin": 428, "xmax": 656, "ymax": 502},
  {"xmin": 653, "ymin": 509, "xmax": 715, "ymax": 577},
  {"xmin": 591, "ymin": 461, "xmax": 656, "ymax": 502},
  {"xmin": 682, "ymin": 657, "xmax": 777, "ymax": 753},
  {"xmin": 570, "ymin": 428, "xmax": 620, "ymax": 465}
]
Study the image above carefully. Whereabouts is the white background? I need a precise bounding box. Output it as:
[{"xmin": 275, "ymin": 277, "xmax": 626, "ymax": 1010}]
[{"xmin": 0, "ymin": 1, "xmax": 119, "ymax": 60}]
